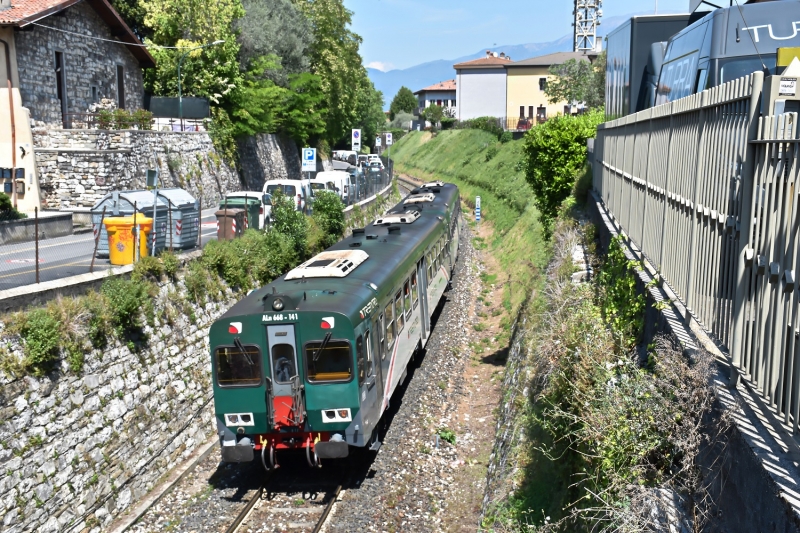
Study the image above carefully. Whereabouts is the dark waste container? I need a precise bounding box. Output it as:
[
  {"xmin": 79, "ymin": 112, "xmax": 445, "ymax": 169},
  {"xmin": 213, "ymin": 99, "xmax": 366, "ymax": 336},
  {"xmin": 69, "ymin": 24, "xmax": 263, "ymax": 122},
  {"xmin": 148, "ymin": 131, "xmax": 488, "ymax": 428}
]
[
  {"xmin": 215, "ymin": 208, "xmax": 245, "ymax": 240},
  {"xmin": 220, "ymin": 196, "xmax": 261, "ymax": 230}
]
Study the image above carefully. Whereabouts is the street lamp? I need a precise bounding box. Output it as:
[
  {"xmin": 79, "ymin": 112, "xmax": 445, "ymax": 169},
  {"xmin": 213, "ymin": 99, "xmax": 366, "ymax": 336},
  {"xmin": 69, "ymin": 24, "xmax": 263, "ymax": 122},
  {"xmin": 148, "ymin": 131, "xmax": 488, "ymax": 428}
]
[{"xmin": 177, "ymin": 40, "xmax": 224, "ymax": 125}]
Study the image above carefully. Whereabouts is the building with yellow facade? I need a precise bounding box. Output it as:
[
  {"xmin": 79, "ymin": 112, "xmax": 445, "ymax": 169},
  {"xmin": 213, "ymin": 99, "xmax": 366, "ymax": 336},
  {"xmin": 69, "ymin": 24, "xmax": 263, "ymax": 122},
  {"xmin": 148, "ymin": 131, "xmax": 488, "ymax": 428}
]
[{"xmin": 505, "ymin": 51, "xmax": 594, "ymax": 130}]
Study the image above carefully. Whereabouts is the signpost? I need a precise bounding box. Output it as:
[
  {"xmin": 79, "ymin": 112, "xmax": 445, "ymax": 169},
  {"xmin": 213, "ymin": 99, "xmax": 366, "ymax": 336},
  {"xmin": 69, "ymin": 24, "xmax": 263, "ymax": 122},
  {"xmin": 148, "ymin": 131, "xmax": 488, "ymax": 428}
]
[
  {"xmin": 375, "ymin": 136, "xmax": 381, "ymax": 148},
  {"xmin": 352, "ymin": 129, "xmax": 361, "ymax": 152},
  {"xmin": 475, "ymin": 195, "xmax": 481, "ymax": 223},
  {"xmin": 301, "ymin": 148, "xmax": 316, "ymax": 172},
  {"xmin": 146, "ymin": 169, "xmax": 159, "ymax": 256},
  {"xmin": 385, "ymin": 132, "xmax": 393, "ymax": 179}
]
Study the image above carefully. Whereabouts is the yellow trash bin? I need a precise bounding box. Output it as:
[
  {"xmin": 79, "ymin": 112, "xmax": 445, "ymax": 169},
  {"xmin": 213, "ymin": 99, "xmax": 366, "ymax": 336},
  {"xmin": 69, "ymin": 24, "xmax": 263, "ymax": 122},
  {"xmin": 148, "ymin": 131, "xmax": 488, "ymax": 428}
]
[{"xmin": 104, "ymin": 216, "xmax": 153, "ymax": 265}]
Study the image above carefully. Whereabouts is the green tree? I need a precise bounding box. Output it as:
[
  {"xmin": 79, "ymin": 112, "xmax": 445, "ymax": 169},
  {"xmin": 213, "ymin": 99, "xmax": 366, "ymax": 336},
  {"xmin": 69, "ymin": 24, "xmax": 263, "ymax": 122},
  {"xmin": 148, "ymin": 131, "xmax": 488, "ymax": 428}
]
[
  {"xmin": 236, "ymin": 0, "xmax": 313, "ymax": 85},
  {"xmin": 389, "ymin": 86, "xmax": 417, "ymax": 120},
  {"xmin": 311, "ymin": 190, "xmax": 345, "ymax": 248},
  {"xmin": 390, "ymin": 112, "xmax": 414, "ymax": 130},
  {"xmin": 354, "ymin": 77, "xmax": 387, "ymax": 150},
  {"xmin": 421, "ymin": 104, "xmax": 444, "ymax": 128},
  {"xmin": 523, "ymin": 109, "xmax": 604, "ymax": 235},
  {"xmin": 545, "ymin": 52, "xmax": 606, "ymax": 110},
  {"xmin": 270, "ymin": 189, "xmax": 309, "ymax": 259},
  {"xmin": 109, "ymin": 0, "xmax": 151, "ymax": 40},
  {"xmin": 293, "ymin": 0, "xmax": 367, "ymax": 146}
]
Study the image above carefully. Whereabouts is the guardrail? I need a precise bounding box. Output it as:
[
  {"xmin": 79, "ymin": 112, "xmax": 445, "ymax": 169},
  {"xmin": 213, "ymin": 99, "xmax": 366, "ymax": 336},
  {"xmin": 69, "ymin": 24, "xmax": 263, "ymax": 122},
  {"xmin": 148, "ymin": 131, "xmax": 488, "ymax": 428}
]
[{"xmin": 593, "ymin": 71, "xmax": 800, "ymax": 430}]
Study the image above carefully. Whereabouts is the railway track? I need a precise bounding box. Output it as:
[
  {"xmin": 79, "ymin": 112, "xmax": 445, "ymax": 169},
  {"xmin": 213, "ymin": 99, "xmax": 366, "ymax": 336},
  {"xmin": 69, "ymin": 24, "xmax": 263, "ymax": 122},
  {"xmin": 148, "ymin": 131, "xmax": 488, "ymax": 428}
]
[{"xmin": 226, "ymin": 460, "xmax": 347, "ymax": 533}]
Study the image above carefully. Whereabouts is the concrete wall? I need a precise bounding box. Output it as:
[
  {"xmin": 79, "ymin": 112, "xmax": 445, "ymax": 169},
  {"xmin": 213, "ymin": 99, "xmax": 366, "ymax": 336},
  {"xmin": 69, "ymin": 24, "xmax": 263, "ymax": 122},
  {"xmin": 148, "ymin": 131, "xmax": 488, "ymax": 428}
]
[
  {"xmin": 14, "ymin": 2, "xmax": 144, "ymax": 128},
  {"xmin": 506, "ymin": 67, "xmax": 567, "ymax": 120},
  {"xmin": 33, "ymin": 129, "xmax": 240, "ymax": 209},
  {"xmin": 237, "ymin": 133, "xmax": 301, "ymax": 191},
  {"xmin": 0, "ymin": 212, "xmax": 72, "ymax": 245},
  {"xmin": 456, "ymin": 68, "xmax": 507, "ymax": 120}
]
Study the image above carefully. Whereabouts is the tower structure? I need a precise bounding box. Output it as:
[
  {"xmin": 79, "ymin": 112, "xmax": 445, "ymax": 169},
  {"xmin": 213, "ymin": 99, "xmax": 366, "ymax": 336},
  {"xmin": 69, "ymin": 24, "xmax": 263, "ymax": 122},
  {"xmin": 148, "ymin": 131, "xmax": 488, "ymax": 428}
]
[{"xmin": 573, "ymin": 0, "xmax": 602, "ymax": 52}]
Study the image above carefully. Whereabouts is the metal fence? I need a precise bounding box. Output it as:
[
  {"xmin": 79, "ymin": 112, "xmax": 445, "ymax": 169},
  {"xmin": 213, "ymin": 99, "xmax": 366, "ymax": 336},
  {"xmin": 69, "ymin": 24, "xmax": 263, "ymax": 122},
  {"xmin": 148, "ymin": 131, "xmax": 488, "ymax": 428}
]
[{"xmin": 592, "ymin": 71, "xmax": 800, "ymax": 429}]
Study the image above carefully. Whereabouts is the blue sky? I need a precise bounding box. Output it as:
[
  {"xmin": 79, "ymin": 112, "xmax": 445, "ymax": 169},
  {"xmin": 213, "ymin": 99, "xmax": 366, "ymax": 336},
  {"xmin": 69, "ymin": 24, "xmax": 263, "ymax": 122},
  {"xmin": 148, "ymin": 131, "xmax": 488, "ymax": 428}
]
[{"xmin": 344, "ymin": 0, "xmax": 689, "ymax": 71}]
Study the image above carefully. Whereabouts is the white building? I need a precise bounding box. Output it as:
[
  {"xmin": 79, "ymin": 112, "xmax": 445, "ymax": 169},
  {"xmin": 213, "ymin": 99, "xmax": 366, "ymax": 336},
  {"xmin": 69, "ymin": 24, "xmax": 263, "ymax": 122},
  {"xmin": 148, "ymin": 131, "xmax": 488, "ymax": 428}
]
[
  {"xmin": 413, "ymin": 79, "xmax": 457, "ymax": 117},
  {"xmin": 454, "ymin": 51, "xmax": 512, "ymax": 121}
]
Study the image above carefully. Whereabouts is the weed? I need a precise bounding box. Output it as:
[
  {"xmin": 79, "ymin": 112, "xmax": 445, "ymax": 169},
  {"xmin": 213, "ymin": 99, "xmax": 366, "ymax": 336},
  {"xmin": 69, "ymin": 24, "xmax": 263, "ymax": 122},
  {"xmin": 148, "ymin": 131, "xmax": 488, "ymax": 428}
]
[
  {"xmin": 436, "ymin": 427, "xmax": 456, "ymax": 445},
  {"xmin": 473, "ymin": 322, "xmax": 487, "ymax": 332}
]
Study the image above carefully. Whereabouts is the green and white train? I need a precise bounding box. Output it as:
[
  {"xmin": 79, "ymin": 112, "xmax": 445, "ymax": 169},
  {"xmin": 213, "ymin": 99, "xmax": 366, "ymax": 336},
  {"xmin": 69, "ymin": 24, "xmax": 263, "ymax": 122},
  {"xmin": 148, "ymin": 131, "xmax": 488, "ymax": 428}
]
[{"xmin": 209, "ymin": 182, "xmax": 461, "ymax": 468}]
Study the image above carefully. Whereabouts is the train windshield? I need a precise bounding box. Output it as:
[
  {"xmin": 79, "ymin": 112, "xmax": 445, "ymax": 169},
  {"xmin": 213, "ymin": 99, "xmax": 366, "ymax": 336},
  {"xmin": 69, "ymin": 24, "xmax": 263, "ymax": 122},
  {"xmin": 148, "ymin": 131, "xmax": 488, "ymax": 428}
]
[
  {"xmin": 305, "ymin": 340, "xmax": 353, "ymax": 383},
  {"xmin": 215, "ymin": 345, "xmax": 262, "ymax": 387},
  {"xmin": 719, "ymin": 55, "xmax": 776, "ymax": 84}
]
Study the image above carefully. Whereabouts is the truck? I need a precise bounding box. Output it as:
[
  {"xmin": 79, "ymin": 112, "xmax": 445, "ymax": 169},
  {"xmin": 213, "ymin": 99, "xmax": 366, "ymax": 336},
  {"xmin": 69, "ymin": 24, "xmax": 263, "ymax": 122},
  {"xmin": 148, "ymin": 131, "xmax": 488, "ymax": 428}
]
[{"xmin": 605, "ymin": 14, "xmax": 691, "ymax": 119}]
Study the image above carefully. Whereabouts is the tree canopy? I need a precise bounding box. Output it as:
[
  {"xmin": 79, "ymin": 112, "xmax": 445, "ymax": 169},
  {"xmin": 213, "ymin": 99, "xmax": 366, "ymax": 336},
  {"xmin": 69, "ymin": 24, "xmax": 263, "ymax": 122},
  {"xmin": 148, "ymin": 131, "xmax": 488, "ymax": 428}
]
[
  {"xmin": 110, "ymin": 0, "xmax": 385, "ymax": 158},
  {"xmin": 544, "ymin": 52, "xmax": 606, "ymax": 110},
  {"xmin": 389, "ymin": 86, "xmax": 417, "ymax": 120}
]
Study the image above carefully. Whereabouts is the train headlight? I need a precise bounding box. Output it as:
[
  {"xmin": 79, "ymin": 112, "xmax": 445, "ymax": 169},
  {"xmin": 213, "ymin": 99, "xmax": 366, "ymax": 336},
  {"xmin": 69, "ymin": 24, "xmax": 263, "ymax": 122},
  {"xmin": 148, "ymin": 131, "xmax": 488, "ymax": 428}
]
[
  {"xmin": 224, "ymin": 412, "xmax": 255, "ymax": 426},
  {"xmin": 272, "ymin": 298, "xmax": 284, "ymax": 311},
  {"xmin": 324, "ymin": 410, "xmax": 336, "ymax": 420},
  {"xmin": 338, "ymin": 410, "xmax": 349, "ymax": 418},
  {"xmin": 226, "ymin": 414, "xmax": 239, "ymax": 425}
]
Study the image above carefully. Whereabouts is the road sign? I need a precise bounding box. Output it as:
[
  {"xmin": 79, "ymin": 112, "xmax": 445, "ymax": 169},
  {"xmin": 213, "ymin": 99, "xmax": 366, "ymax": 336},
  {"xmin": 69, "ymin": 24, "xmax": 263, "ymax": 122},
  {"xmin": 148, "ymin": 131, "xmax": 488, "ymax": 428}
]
[
  {"xmin": 352, "ymin": 129, "xmax": 361, "ymax": 151},
  {"xmin": 386, "ymin": 132, "xmax": 393, "ymax": 145},
  {"xmin": 375, "ymin": 136, "xmax": 382, "ymax": 147},
  {"xmin": 302, "ymin": 147, "xmax": 316, "ymax": 172},
  {"xmin": 146, "ymin": 169, "xmax": 158, "ymax": 187}
]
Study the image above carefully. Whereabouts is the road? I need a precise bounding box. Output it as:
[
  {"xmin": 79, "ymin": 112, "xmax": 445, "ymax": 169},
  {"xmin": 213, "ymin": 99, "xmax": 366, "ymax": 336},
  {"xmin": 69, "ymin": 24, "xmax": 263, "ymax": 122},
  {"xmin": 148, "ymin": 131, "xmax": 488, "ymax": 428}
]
[{"xmin": 0, "ymin": 208, "xmax": 220, "ymax": 291}]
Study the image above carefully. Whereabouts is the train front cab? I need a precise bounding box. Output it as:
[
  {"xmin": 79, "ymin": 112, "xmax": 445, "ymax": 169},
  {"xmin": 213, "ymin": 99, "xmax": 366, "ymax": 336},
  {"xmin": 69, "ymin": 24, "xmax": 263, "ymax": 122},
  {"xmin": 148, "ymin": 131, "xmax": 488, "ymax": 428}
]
[{"xmin": 211, "ymin": 309, "xmax": 382, "ymax": 468}]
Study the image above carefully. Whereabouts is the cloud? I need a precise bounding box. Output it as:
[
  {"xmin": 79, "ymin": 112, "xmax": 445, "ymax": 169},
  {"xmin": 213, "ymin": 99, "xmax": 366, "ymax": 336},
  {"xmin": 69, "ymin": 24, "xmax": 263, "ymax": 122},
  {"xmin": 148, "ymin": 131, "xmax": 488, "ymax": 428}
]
[{"xmin": 367, "ymin": 61, "xmax": 395, "ymax": 72}]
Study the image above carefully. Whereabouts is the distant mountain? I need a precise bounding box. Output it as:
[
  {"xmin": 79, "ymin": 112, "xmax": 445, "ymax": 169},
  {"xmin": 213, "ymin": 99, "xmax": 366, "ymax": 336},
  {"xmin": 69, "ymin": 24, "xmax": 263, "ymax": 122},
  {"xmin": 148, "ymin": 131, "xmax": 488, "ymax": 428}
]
[{"xmin": 369, "ymin": 13, "xmax": 659, "ymax": 108}]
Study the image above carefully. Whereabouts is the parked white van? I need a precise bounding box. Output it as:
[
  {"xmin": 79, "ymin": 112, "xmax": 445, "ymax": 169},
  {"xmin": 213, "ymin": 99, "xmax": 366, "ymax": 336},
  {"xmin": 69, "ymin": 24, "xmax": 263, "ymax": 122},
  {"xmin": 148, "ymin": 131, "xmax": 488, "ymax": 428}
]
[
  {"xmin": 314, "ymin": 170, "xmax": 351, "ymax": 203},
  {"xmin": 262, "ymin": 179, "xmax": 312, "ymax": 212}
]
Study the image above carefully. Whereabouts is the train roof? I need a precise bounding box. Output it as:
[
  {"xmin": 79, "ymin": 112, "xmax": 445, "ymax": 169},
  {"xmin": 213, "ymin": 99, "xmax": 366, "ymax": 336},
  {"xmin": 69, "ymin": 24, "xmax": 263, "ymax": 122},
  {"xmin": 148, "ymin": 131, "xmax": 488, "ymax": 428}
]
[{"xmin": 218, "ymin": 182, "xmax": 460, "ymax": 324}]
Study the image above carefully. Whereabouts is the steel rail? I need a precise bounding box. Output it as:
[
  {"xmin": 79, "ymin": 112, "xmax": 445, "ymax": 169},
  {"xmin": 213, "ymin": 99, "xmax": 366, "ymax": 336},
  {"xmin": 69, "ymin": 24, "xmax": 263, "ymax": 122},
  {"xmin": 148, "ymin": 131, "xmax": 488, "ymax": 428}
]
[
  {"xmin": 312, "ymin": 483, "xmax": 343, "ymax": 533},
  {"xmin": 224, "ymin": 476, "xmax": 268, "ymax": 533}
]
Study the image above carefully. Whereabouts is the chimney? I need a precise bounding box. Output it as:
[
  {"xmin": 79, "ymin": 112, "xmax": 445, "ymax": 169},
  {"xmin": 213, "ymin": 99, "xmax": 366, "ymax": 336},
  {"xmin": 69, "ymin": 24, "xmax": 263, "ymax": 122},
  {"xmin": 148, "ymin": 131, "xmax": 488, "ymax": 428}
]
[
  {"xmin": 0, "ymin": 0, "xmax": 11, "ymax": 10},
  {"xmin": 486, "ymin": 50, "xmax": 492, "ymax": 57},
  {"xmin": 499, "ymin": 52, "xmax": 506, "ymax": 58}
]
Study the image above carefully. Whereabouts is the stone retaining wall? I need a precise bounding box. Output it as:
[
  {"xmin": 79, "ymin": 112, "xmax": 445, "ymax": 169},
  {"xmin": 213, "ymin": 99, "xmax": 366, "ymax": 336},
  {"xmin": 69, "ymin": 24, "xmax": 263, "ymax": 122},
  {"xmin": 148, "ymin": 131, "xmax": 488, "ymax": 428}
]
[
  {"xmin": 34, "ymin": 130, "xmax": 240, "ymax": 210},
  {"xmin": 0, "ymin": 282, "xmax": 237, "ymax": 533},
  {"xmin": 238, "ymin": 133, "xmax": 301, "ymax": 191}
]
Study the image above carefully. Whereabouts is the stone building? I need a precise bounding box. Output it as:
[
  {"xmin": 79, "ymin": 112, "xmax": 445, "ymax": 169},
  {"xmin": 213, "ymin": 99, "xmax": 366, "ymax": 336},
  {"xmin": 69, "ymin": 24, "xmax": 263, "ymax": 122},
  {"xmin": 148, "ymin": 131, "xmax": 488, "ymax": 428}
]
[{"xmin": 0, "ymin": 0, "xmax": 154, "ymax": 129}]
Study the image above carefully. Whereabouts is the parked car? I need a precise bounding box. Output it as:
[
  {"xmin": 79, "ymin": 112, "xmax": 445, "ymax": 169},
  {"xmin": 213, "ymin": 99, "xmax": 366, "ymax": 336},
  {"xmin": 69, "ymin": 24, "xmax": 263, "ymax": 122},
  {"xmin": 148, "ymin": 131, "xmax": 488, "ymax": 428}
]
[
  {"xmin": 262, "ymin": 179, "xmax": 312, "ymax": 213},
  {"xmin": 315, "ymin": 170, "xmax": 351, "ymax": 203},
  {"xmin": 368, "ymin": 154, "xmax": 384, "ymax": 169}
]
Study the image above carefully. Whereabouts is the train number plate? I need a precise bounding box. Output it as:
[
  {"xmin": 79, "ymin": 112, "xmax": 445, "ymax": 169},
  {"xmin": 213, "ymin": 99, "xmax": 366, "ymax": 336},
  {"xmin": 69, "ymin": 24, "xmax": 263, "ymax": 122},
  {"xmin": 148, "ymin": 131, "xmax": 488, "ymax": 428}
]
[{"xmin": 262, "ymin": 313, "xmax": 298, "ymax": 322}]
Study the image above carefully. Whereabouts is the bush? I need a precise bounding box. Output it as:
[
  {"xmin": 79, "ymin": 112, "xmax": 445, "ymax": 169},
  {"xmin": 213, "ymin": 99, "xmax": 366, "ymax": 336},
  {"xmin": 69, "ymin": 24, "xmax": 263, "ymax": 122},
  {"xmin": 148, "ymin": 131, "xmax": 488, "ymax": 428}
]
[
  {"xmin": 131, "ymin": 255, "xmax": 165, "ymax": 282},
  {"xmin": 485, "ymin": 145, "xmax": 498, "ymax": 162},
  {"xmin": 17, "ymin": 309, "xmax": 61, "ymax": 376},
  {"xmin": 499, "ymin": 131, "xmax": 513, "ymax": 143},
  {"xmin": 523, "ymin": 109, "xmax": 604, "ymax": 236},
  {"xmin": 84, "ymin": 291, "xmax": 112, "ymax": 349},
  {"xmin": 133, "ymin": 109, "xmax": 153, "ymax": 130},
  {"xmin": 440, "ymin": 117, "xmax": 456, "ymax": 130},
  {"xmin": 465, "ymin": 116, "xmax": 503, "ymax": 138},
  {"xmin": 183, "ymin": 260, "xmax": 215, "ymax": 303},
  {"xmin": 101, "ymin": 277, "xmax": 151, "ymax": 336},
  {"xmin": 311, "ymin": 190, "xmax": 345, "ymax": 249},
  {"xmin": 96, "ymin": 109, "xmax": 113, "ymax": 130},
  {"xmin": 271, "ymin": 190, "xmax": 308, "ymax": 260},
  {"xmin": 0, "ymin": 192, "xmax": 26, "ymax": 221},
  {"xmin": 160, "ymin": 250, "xmax": 180, "ymax": 280},
  {"xmin": 113, "ymin": 109, "xmax": 132, "ymax": 130}
]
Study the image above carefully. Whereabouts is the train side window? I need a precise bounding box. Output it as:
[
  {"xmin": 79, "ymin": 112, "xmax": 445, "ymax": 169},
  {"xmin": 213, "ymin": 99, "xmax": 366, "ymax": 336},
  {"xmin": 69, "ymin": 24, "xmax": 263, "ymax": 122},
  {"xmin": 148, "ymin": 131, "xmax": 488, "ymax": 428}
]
[
  {"xmin": 403, "ymin": 278, "xmax": 412, "ymax": 318},
  {"xmin": 411, "ymin": 272, "xmax": 419, "ymax": 309},
  {"xmin": 215, "ymin": 345, "xmax": 262, "ymax": 387},
  {"xmin": 395, "ymin": 290, "xmax": 405, "ymax": 333},
  {"xmin": 356, "ymin": 335, "xmax": 366, "ymax": 386},
  {"xmin": 364, "ymin": 331, "xmax": 374, "ymax": 376},
  {"xmin": 427, "ymin": 253, "xmax": 433, "ymax": 284},
  {"xmin": 384, "ymin": 304, "xmax": 395, "ymax": 348}
]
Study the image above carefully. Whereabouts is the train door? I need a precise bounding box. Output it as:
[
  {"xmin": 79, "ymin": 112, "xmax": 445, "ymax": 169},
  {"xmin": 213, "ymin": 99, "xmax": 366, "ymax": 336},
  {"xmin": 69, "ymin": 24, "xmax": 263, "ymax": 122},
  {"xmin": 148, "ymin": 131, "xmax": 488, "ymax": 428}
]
[
  {"xmin": 357, "ymin": 331, "xmax": 381, "ymax": 444},
  {"xmin": 266, "ymin": 324, "xmax": 304, "ymax": 428},
  {"xmin": 418, "ymin": 258, "xmax": 430, "ymax": 342},
  {"xmin": 370, "ymin": 322, "xmax": 385, "ymax": 404}
]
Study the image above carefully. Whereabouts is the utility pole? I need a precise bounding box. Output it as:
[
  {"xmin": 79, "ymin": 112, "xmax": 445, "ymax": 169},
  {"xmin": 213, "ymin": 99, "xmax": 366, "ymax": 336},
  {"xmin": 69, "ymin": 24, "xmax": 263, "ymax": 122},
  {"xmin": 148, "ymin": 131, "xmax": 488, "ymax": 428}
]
[{"xmin": 572, "ymin": 0, "xmax": 602, "ymax": 52}]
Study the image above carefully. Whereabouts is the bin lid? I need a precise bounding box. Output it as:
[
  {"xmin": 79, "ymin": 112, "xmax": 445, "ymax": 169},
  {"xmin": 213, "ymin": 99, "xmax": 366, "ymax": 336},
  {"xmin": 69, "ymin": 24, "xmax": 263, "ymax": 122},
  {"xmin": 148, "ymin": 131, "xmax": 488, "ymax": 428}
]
[
  {"xmin": 157, "ymin": 188, "xmax": 197, "ymax": 208},
  {"xmin": 91, "ymin": 190, "xmax": 168, "ymax": 214},
  {"xmin": 221, "ymin": 196, "xmax": 261, "ymax": 207},
  {"xmin": 103, "ymin": 215, "xmax": 154, "ymax": 227},
  {"xmin": 215, "ymin": 208, "xmax": 246, "ymax": 216}
]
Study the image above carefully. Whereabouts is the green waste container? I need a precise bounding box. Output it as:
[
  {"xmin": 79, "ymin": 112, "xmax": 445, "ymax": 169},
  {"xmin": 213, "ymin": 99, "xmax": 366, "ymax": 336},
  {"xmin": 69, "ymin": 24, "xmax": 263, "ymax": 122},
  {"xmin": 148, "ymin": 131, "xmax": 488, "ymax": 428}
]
[{"xmin": 220, "ymin": 195, "xmax": 262, "ymax": 230}]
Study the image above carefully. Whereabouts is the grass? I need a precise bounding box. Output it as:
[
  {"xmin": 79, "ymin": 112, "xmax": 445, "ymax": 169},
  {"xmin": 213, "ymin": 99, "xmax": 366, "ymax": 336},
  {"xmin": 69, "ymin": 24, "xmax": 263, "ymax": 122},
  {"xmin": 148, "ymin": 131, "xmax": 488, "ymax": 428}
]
[{"xmin": 392, "ymin": 130, "xmax": 549, "ymax": 315}]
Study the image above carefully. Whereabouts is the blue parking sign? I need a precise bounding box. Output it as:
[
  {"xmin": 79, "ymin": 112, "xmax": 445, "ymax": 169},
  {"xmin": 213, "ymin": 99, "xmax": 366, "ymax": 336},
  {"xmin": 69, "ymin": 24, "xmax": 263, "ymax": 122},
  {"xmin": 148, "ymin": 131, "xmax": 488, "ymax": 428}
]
[{"xmin": 302, "ymin": 148, "xmax": 316, "ymax": 172}]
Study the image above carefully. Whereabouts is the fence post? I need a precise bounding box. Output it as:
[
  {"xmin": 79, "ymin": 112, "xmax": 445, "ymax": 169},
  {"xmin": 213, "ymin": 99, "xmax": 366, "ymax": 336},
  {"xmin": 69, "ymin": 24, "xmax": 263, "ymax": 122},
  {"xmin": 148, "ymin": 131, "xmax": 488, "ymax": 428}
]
[
  {"xmin": 168, "ymin": 204, "xmax": 173, "ymax": 252},
  {"xmin": 90, "ymin": 206, "xmax": 106, "ymax": 273},
  {"xmin": 133, "ymin": 201, "xmax": 139, "ymax": 263},
  {"xmin": 34, "ymin": 207, "xmax": 39, "ymax": 283},
  {"xmin": 730, "ymin": 71, "xmax": 764, "ymax": 386},
  {"xmin": 684, "ymin": 91, "xmax": 710, "ymax": 317}
]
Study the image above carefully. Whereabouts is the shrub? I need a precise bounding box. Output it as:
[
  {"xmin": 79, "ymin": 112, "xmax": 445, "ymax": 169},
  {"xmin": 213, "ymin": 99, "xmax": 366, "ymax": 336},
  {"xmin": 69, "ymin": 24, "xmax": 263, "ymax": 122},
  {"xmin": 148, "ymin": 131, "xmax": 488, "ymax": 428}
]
[
  {"xmin": 96, "ymin": 109, "xmax": 113, "ymax": 130},
  {"xmin": 485, "ymin": 145, "xmax": 498, "ymax": 162},
  {"xmin": 183, "ymin": 260, "xmax": 214, "ymax": 303},
  {"xmin": 131, "ymin": 256, "xmax": 164, "ymax": 282},
  {"xmin": 311, "ymin": 190, "xmax": 345, "ymax": 249},
  {"xmin": 465, "ymin": 116, "xmax": 503, "ymax": 138},
  {"xmin": 271, "ymin": 190, "xmax": 308, "ymax": 260},
  {"xmin": 101, "ymin": 277, "xmax": 151, "ymax": 336},
  {"xmin": 0, "ymin": 192, "xmax": 26, "ymax": 221},
  {"xmin": 133, "ymin": 109, "xmax": 153, "ymax": 130},
  {"xmin": 440, "ymin": 117, "xmax": 456, "ymax": 130},
  {"xmin": 112, "ymin": 109, "xmax": 132, "ymax": 130},
  {"xmin": 160, "ymin": 250, "xmax": 179, "ymax": 280},
  {"xmin": 84, "ymin": 290, "xmax": 112, "ymax": 349},
  {"xmin": 523, "ymin": 109, "xmax": 604, "ymax": 236},
  {"xmin": 499, "ymin": 131, "xmax": 513, "ymax": 143},
  {"xmin": 17, "ymin": 309, "xmax": 61, "ymax": 376}
]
